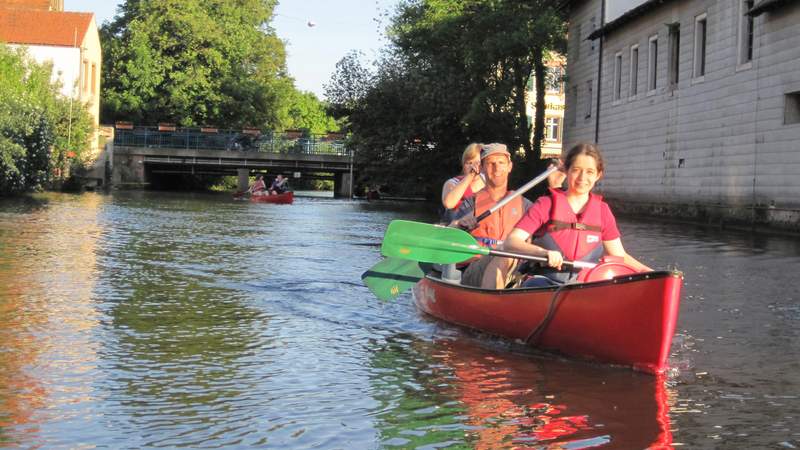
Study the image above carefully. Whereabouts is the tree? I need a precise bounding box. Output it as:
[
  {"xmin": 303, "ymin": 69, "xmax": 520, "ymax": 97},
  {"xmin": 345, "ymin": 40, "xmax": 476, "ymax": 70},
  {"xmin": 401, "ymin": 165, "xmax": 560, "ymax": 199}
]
[
  {"xmin": 391, "ymin": 0, "xmax": 566, "ymax": 172},
  {"xmin": 100, "ymin": 0, "xmax": 293, "ymax": 129},
  {"xmin": 325, "ymin": 0, "xmax": 567, "ymax": 197},
  {"xmin": 0, "ymin": 45, "xmax": 93, "ymax": 194},
  {"xmin": 280, "ymin": 90, "xmax": 339, "ymax": 135},
  {"xmin": 324, "ymin": 50, "xmax": 374, "ymax": 121}
]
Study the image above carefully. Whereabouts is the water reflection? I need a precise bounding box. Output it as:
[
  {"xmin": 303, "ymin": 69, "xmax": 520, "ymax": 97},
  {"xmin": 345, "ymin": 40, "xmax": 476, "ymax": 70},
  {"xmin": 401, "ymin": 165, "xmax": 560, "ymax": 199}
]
[
  {"xmin": 370, "ymin": 336, "xmax": 674, "ymax": 449},
  {"xmin": 2, "ymin": 193, "xmax": 800, "ymax": 448},
  {"xmin": 0, "ymin": 193, "xmax": 104, "ymax": 446}
]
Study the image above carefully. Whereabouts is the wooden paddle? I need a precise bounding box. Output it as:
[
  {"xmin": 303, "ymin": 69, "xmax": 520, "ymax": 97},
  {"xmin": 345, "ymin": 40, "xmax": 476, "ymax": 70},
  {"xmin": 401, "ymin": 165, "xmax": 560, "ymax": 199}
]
[
  {"xmin": 361, "ymin": 166, "xmax": 559, "ymax": 300},
  {"xmin": 381, "ymin": 220, "xmax": 596, "ymax": 269}
]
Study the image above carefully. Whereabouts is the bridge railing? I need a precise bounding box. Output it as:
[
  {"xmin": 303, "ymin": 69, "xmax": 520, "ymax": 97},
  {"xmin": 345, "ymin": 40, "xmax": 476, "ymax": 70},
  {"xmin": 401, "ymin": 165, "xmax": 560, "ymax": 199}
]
[{"xmin": 112, "ymin": 126, "xmax": 351, "ymax": 157}]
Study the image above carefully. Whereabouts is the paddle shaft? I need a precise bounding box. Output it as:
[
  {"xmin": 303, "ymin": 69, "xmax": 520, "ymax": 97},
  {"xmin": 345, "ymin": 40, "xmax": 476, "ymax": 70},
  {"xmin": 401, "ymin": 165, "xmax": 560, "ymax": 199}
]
[
  {"xmin": 487, "ymin": 248, "xmax": 596, "ymax": 270},
  {"xmin": 474, "ymin": 165, "xmax": 558, "ymax": 223},
  {"xmin": 382, "ymin": 220, "xmax": 597, "ymax": 269}
]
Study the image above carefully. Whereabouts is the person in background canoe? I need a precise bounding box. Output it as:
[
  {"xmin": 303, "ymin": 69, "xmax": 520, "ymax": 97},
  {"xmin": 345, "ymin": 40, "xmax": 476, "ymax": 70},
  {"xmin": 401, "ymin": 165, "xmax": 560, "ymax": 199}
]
[
  {"xmin": 502, "ymin": 142, "xmax": 652, "ymax": 287},
  {"xmin": 269, "ymin": 174, "xmax": 289, "ymax": 195},
  {"xmin": 441, "ymin": 143, "xmax": 485, "ymax": 222},
  {"xmin": 247, "ymin": 174, "xmax": 267, "ymax": 196},
  {"xmin": 448, "ymin": 143, "xmax": 531, "ymax": 289}
]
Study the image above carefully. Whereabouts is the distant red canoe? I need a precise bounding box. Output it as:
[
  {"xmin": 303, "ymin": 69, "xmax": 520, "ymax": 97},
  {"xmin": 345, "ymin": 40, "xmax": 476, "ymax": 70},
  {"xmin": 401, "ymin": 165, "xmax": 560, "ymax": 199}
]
[
  {"xmin": 412, "ymin": 271, "xmax": 682, "ymax": 374},
  {"xmin": 249, "ymin": 191, "xmax": 293, "ymax": 204}
]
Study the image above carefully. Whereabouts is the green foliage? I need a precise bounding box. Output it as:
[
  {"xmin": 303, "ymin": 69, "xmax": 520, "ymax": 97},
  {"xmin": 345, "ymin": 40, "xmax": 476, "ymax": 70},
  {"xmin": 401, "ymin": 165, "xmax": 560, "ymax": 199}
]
[
  {"xmin": 0, "ymin": 45, "xmax": 94, "ymax": 195},
  {"xmin": 280, "ymin": 90, "xmax": 339, "ymax": 135},
  {"xmin": 325, "ymin": 0, "xmax": 566, "ymax": 197},
  {"xmin": 101, "ymin": 0, "xmax": 290, "ymax": 128}
]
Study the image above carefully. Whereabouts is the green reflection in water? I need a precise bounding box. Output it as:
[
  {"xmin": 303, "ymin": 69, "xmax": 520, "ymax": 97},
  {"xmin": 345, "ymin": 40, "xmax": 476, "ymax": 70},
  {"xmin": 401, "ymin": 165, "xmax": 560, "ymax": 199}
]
[{"xmin": 368, "ymin": 335, "xmax": 469, "ymax": 448}]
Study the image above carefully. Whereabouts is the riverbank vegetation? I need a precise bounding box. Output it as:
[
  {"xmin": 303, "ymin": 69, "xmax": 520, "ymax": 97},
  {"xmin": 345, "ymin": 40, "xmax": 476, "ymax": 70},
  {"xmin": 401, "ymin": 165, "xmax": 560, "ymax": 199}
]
[
  {"xmin": 100, "ymin": 0, "xmax": 338, "ymax": 135},
  {"xmin": 325, "ymin": 0, "xmax": 566, "ymax": 198},
  {"xmin": 0, "ymin": 46, "xmax": 94, "ymax": 195}
]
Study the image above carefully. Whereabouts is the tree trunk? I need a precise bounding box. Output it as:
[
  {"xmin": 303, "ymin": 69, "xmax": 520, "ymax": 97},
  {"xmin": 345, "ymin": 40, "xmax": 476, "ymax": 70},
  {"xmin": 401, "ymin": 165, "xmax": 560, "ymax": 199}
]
[
  {"xmin": 513, "ymin": 59, "xmax": 532, "ymax": 165},
  {"xmin": 532, "ymin": 46, "xmax": 545, "ymax": 164}
]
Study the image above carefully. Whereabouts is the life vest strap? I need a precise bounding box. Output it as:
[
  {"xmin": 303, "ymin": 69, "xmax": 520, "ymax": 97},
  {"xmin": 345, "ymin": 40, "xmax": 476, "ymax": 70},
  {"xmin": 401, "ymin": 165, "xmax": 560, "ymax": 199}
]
[{"xmin": 548, "ymin": 220, "xmax": 602, "ymax": 233}]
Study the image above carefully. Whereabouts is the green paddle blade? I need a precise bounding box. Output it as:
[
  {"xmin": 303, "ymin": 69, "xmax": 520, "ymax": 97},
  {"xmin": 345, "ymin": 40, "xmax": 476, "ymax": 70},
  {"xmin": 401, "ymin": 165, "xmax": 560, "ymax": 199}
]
[
  {"xmin": 361, "ymin": 257, "xmax": 426, "ymax": 301},
  {"xmin": 380, "ymin": 220, "xmax": 489, "ymax": 264}
]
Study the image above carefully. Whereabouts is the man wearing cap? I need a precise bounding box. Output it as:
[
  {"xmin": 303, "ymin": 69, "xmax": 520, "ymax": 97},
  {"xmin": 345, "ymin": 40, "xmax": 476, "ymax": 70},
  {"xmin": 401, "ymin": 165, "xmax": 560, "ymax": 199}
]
[{"xmin": 449, "ymin": 143, "xmax": 531, "ymax": 288}]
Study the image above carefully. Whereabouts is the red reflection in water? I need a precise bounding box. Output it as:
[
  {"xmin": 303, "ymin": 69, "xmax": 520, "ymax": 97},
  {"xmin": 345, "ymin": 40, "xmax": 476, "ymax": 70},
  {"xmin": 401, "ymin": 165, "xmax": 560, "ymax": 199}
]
[
  {"xmin": 434, "ymin": 339, "xmax": 673, "ymax": 449},
  {"xmin": 0, "ymin": 280, "xmax": 47, "ymax": 434}
]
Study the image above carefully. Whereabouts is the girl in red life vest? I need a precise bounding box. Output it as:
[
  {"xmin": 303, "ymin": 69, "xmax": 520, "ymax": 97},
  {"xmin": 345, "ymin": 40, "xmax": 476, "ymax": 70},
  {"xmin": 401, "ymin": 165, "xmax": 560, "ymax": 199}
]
[
  {"xmin": 441, "ymin": 143, "xmax": 485, "ymax": 222},
  {"xmin": 248, "ymin": 174, "xmax": 267, "ymax": 196},
  {"xmin": 503, "ymin": 143, "xmax": 651, "ymax": 286}
]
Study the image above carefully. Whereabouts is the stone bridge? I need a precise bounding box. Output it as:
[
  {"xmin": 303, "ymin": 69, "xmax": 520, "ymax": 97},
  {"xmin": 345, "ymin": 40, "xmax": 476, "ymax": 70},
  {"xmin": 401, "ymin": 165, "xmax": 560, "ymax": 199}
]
[{"xmin": 109, "ymin": 126, "xmax": 355, "ymax": 197}]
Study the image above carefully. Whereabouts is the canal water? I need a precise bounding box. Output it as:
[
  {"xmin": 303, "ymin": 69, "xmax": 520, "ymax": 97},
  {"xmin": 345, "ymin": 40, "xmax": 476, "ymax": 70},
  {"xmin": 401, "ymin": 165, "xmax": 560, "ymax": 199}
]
[{"xmin": 0, "ymin": 191, "xmax": 798, "ymax": 449}]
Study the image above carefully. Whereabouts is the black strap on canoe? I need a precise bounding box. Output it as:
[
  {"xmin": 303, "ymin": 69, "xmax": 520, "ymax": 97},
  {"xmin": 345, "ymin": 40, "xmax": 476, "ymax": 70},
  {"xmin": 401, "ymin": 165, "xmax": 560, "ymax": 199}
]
[{"xmin": 525, "ymin": 283, "xmax": 571, "ymax": 345}]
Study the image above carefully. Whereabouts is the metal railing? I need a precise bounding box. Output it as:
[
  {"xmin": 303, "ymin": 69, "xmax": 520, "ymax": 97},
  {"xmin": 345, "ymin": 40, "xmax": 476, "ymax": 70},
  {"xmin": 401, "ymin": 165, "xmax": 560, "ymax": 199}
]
[{"xmin": 113, "ymin": 126, "xmax": 351, "ymax": 157}]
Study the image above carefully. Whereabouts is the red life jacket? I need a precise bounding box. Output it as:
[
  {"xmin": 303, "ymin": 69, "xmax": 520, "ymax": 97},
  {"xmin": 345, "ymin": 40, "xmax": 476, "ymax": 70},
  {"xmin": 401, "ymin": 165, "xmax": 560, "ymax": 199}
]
[
  {"xmin": 471, "ymin": 188, "xmax": 525, "ymax": 248},
  {"xmin": 533, "ymin": 188, "xmax": 605, "ymax": 265}
]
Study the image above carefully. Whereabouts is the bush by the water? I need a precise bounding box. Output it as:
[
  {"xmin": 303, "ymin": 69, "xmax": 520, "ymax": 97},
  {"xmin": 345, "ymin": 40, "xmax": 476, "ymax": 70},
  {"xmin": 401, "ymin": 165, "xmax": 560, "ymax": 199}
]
[{"xmin": 0, "ymin": 45, "xmax": 93, "ymax": 195}]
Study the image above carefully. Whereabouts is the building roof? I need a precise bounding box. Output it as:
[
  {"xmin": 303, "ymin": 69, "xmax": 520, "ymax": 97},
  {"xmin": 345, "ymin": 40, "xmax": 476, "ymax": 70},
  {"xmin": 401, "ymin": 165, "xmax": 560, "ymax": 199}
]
[
  {"xmin": 586, "ymin": 0, "xmax": 674, "ymax": 40},
  {"xmin": 747, "ymin": 0, "xmax": 793, "ymax": 16},
  {"xmin": 0, "ymin": 8, "xmax": 94, "ymax": 47}
]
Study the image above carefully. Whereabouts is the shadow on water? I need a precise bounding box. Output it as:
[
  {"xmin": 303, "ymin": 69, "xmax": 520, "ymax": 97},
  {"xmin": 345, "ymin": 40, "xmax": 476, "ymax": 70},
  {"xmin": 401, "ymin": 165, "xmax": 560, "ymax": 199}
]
[{"xmin": 0, "ymin": 195, "xmax": 50, "ymax": 215}]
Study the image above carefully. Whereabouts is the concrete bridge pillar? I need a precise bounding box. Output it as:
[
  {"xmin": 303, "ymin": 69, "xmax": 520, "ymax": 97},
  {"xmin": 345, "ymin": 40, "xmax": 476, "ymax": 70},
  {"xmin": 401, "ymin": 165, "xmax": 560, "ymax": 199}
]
[
  {"xmin": 111, "ymin": 153, "xmax": 147, "ymax": 188},
  {"xmin": 334, "ymin": 172, "xmax": 353, "ymax": 198},
  {"xmin": 237, "ymin": 169, "xmax": 250, "ymax": 192}
]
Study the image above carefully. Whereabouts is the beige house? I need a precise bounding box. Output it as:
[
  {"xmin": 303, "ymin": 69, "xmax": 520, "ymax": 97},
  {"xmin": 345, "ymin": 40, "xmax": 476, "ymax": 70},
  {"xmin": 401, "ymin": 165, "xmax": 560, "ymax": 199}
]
[
  {"xmin": 526, "ymin": 53, "xmax": 567, "ymax": 159},
  {"xmin": 0, "ymin": 0, "xmax": 103, "ymax": 180},
  {"xmin": 561, "ymin": 0, "xmax": 800, "ymax": 230}
]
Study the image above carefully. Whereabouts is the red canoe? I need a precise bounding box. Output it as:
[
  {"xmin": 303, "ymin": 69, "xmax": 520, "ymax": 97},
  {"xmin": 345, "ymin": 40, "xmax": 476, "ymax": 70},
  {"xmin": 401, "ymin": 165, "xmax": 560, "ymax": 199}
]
[
  {"xmin": 248, "ymin": 191, "xmax": 294, "ymax": 204},
  {"xmin": 412, "ymin": 270, "xmax": 682, "ymax": 374}
]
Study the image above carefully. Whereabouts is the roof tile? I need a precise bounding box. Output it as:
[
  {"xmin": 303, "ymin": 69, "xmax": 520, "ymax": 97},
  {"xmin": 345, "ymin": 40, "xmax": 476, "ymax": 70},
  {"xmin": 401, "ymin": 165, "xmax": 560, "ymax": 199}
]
[{"xmin": 0, "ymin": 8, "xmax": 94, "ymax": 47}]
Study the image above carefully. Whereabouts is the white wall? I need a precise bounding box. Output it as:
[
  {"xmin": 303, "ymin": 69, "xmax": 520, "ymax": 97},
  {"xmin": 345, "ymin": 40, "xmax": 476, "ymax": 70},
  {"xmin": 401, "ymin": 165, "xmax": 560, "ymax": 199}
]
[
  {"xmin": 565, "ymin": 0, "xmax": 800, "ymax": 211},
  {"xmin": 9, "ymin": 44, "xmax": 81, "ymax": 98},
  {"xmin": 606, "ymin": 0, "xmax": 652, "ymax": 23}
]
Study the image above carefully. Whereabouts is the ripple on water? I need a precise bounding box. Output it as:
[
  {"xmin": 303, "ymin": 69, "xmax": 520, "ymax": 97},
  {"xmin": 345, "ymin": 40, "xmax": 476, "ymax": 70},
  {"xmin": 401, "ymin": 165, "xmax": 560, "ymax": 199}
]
[{"xmin": 2, "ymin": 192, "xmax": 800, "ymax": 448}]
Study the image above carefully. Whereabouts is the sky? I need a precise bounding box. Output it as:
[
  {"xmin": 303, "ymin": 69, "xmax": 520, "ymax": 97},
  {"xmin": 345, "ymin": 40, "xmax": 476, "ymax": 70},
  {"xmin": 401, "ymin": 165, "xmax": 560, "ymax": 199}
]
[{"xmin": 65, "ymin": 0, "xmax": 397, "ymax": 99}]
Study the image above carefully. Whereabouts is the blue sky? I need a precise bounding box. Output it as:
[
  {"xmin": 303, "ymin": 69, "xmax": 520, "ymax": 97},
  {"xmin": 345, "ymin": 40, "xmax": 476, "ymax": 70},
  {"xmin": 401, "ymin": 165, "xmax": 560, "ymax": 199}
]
[{"xmin": 65, "ymin": 0, "xmax": 397, "ymax": 99}]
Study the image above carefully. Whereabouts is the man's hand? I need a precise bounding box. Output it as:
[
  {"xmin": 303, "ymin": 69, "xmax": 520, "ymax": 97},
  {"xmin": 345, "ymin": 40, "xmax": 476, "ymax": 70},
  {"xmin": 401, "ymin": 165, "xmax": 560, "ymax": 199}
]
[{"xmin": 450, "ymin": 215, "xmax": 478, "ymax": 231}]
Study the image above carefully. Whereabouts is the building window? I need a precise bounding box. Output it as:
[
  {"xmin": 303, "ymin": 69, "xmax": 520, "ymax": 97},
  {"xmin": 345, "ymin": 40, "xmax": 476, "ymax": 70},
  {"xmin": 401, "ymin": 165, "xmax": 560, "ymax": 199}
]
[
  {"xmin": 630, "ymin": 45, "xmax": 639, "ymax": 97},
  {"xmin": 668, "ymin": 24, "xmax": 680, "ymax": 88},
  {"xmin": 785, "ymin": 91, "xmax": 800, "ymax": 125},
  {"xmin": 573, "ymin": 23, "xmax": 581, "ymax": 62},
  {"xmin": 545, "ymin": 117, "xmax": 561, "ymax": 141},
  {"xmin": 91, "ymin": 63, "xmax": 96, "ymax": 95},
  {"xmin": 694, "ymin": 14, "xmax": 707, "ymax": 78},
  {"xmin": 585, "ymin": 80, "xmax": 593, "ymax": 118},
  {"xmin": 739, "ymin": 0, "xmax": 755, "ymax": 65},
  {"xmin": 648, "ymin": 35, "xmax": 658, "ymax": 92},
  {"xmin": 83, "ymin": 60, "xmax": 89, "ymax": 92},
  {"xmin": 545, "ymin": 66, "xmax": 563, "ymax": 93},
  {"xmin": 590, "ymin": 17, "xmax": 596, "ymax": 52},
  {"xmin": 613, "ymin": 52, "xmax": 623, "ymax": 101}
]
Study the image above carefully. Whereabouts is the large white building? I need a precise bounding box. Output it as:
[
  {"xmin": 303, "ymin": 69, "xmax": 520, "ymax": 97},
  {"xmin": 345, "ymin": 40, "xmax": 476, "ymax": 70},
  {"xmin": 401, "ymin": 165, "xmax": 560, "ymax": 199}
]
[{"xmin": 562, "ymin": 0, "xmax": 800, "ymax": 230}]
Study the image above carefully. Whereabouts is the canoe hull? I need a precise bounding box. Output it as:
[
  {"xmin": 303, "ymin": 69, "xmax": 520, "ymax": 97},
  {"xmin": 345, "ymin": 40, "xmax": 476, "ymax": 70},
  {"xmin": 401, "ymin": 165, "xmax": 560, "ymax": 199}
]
[
  {"xmin": 412, "ymin": 271, "xmax": 682, "ymax": 374},
  {"xmin": 249, "ymin": 191, "xmax": 293, "ymax": 204}
]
